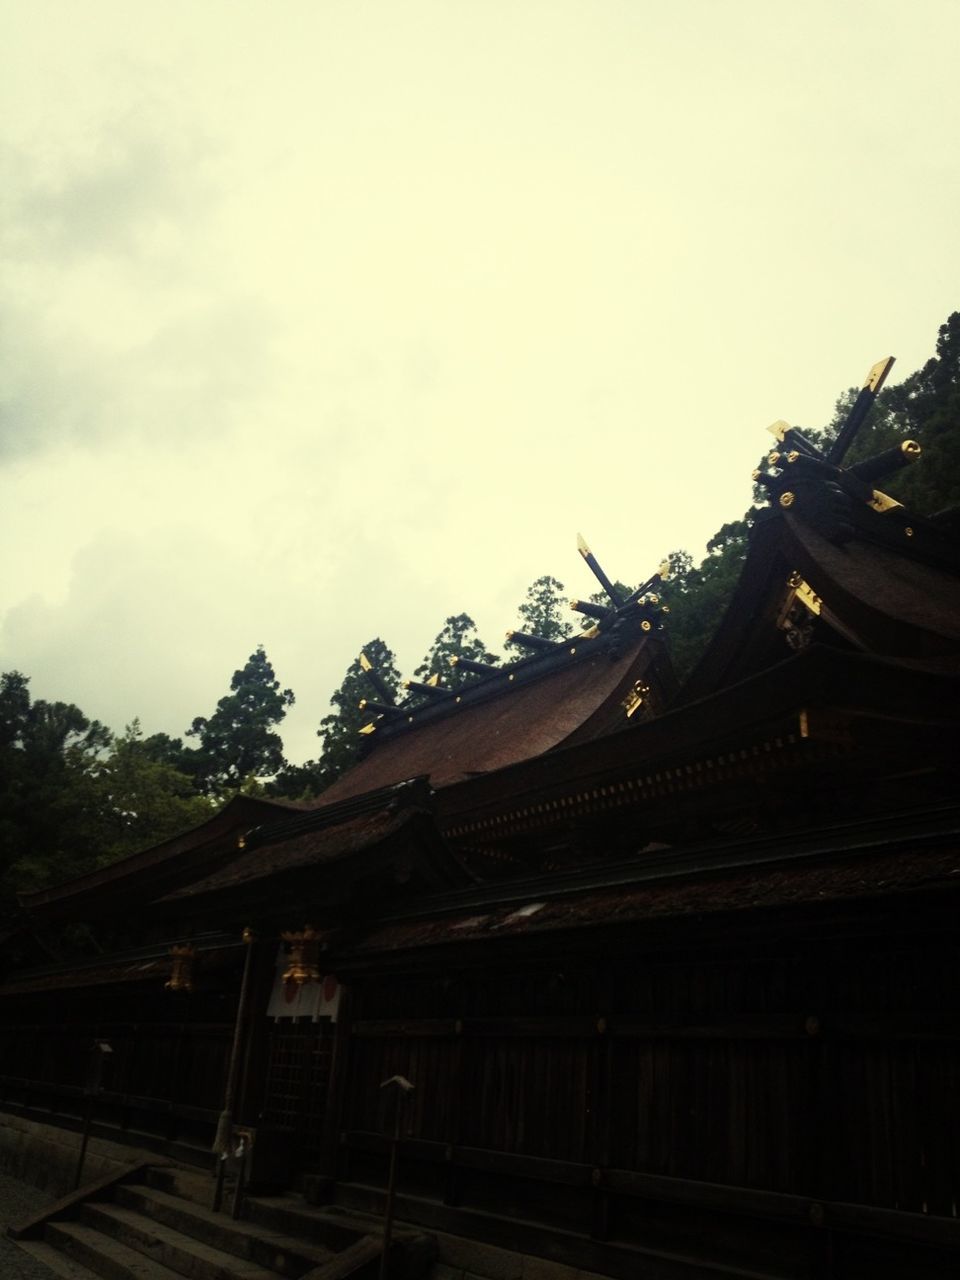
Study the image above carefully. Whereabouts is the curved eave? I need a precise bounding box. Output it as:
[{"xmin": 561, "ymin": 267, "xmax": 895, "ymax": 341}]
[
  {"xmin": 434, "ymin": 644, "xmax": 960, "ymax": 828},
  {"xmin": 678, "ymin": 503, "xmax": 960, "ymax": 705},
  {"xmin": 674, "ymin": 514, "xmax": 789, "ymax": 704},
  {"xmin": 785, "ymin": 513, "xmax": 960, "ymax": 660},
  {"xmin": 326, "ymin": 804, "xmax": 960, "ymax": 965},
  {"xmin": 154, "ymin": 804, "xmax": 470, "ymax": 925}
]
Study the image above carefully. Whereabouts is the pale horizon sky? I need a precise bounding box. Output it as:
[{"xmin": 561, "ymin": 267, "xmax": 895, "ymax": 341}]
[{"xmin": 2, "ymin": 1, "xmax": 958, "ymax": 764}]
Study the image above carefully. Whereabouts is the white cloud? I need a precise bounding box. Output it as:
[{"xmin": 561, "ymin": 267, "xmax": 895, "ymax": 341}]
[{"xmin": 1, "ymin": 0, "xmax": 958, "ymax": 764}]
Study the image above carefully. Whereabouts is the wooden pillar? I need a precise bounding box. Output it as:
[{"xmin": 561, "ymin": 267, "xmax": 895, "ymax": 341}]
[
  {"xmin": 235, "ymin": 939, "xmax": 277, "ymax": 1128},
  {"xmin": 591, "ymin": 964, "xmax": 613, "ymax": 1242},
  {"xmin": 443, "ymin": 977, "xmax": 469, "ymax": 1208},
  {"xmin": 317, "ymin": 979, "xmax": 354, "ymax": 1193}
]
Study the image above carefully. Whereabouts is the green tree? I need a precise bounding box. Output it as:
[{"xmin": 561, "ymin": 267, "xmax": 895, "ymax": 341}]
[
  {"xmin": 658, "ymin": 527, "xmax": 754, "ymax": 680},
  {"xmin": 825, "ymin": 312, "xmax": 960, "ymax": 513},
  {"xmin": 505, "ymin": 575, "xmax": 574, "ymax": 654},
  {"xmin": 0, "ymin": 678, "xmax": 216, "ymax": 926},
  {"xmin": 585, "ymin": 580, "xmax": 636, "ymax": 618},
  {"xmin": 313, "ymin": 638, "xmax": 403, "ymax": 789},
  {"xmin": 187, "ymin": 646, "xmax": 294, "ymax": 794},
  {"xmin": 0, "ymin": 672, "xmax": 112, "ymax": 919},
  {"xmin": 415, "ymin": 613, "xmax": 499, "ymax": 689},
  {"xmin": 268, "ymin": 757, "xmax": 329, "ymax": 802},
  {"xmin": 76, "ymin": 721, "xmax": 213, "ymax": 865}
]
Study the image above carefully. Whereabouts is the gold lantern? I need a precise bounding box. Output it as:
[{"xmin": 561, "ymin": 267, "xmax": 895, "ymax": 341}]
[
  {"xmin": 165, "ymin": 944, "xmax": 196, "ymax": 992},
  {"xmin": 281, "ymin": 927, "xmax": 321, "ymax": 985}
]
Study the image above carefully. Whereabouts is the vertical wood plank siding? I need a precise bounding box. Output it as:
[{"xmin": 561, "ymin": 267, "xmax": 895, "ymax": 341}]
[{"xmin": 339, "ymin": 935, "xmax": 960, "ymax": 1229}]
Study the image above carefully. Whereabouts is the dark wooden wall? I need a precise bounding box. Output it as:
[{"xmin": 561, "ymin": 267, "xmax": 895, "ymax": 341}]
[
  {"xmin": 0, "ymin": 984, "xmax": 237, "ymax": 1163},
  {"xmin": 333, "ymin": 922, "xmax": 960, "ymax": 1277}
]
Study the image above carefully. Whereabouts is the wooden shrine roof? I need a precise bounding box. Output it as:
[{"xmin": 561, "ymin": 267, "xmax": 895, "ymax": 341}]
[
  {"xmin": 11, "ymin": 417, "xmax": 959, "ymax": 937},
  {"xmin": 0, "ymin": 938, "xmax": 239, "ymax": 997},
  {"xmin": 328, "ymin": 803, "xmax": 960, "ymax": 963},
  {"xmin": 157, "ymin": 784, "xmax": 470, "ymax": 917},
  {"xmin": 15, "ymin": 793, "xmax": 306, "ymax": 922},
  {"xmin": 317, "ymin": 630, "xmax": 669, "ymax": 805},
  {"xmin": 432, "ymin": 643, "xmax": 959, "ymax": 829},
  {"xmin": 681, "ymin": 454, "xmax": 960, "ymax": 703}
]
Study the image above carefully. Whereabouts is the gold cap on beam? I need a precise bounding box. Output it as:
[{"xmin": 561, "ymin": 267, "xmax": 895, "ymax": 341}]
[{"xmin": 863, "ymin": 356, "xmax": 895, "ymax": 392}]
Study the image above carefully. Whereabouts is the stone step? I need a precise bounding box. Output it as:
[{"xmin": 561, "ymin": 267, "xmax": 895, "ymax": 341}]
[
  {"xmin": 298, "ymin": 1236, "xmax": 382, "ymax": 1280},
  {"xmin": 115, "ymin": 1183, "xmax": 335, "ymax": 1276},
  {"xmin": 36, "ymin": 1163, "xmax": 433, "ymax": 1280},
  {"xmin": 244, "ymin": 1197, "xmax": 435, "ymax": 1280},
  {"xmin": 44, "ymin": 1220, "xmax": 191, "ymax": 1280},
  {"xmin": 146, "ymin": 1165, "xmax": 218, "ymax": 1207},
  {"xmin": 243, "ymin": 1193, "xmax": 410, "ymax": 1252},
  {"xmin": 11, "ymin": 1237, "xmax": 105, "ymax": 1280},
  {"xmin": 78, "ymin": 1202, "xmax": 280, "ymax": 1280}
]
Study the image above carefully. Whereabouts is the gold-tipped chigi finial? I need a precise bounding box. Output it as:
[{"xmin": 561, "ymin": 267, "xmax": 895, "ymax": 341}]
[
  {"xmin": 767, "ymin": 420, "xmax": 791, "ymax": 443},
  {"xmin": 864, "ymin": 356, "xmax": 895, "ymax": 392},
  {"xmin": 359, "ymin": 652, "xmax": 372, "ymax": 672},
  {"xmin": 576, "ymin": 532, "xmax": 623, "ymax": 604}
]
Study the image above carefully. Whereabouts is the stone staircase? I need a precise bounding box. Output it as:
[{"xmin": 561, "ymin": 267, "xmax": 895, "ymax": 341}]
[{"xmin": 11, "ymin": 1164, "xmax": 435, "ymax": 1280}]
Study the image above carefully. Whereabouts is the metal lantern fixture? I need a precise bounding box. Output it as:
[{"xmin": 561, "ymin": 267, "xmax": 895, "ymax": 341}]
[
  {"xmin": 281, "ymin": 927, "xmax": 321, "ymax": 985},
  {"xmin": 165, "ymin": 943, "xmax": 196, "ymax": 992}
]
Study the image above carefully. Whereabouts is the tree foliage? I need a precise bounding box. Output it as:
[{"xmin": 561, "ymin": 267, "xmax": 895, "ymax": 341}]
[
  {"xmin": 1, "ymin": 672, "xmax": 110, "ymax": 915},
  {"xmin": 505, "ymin": 575, "xmax": 573, "ymax": 653},
  {"xmin": 76, "ymin": 721, "xmax": 213, "ymax": 865},
  {"xmin": 415, "ymin": 613, "xmax": 499, "ymax": 689},
  {"xmin": 657, "ymin": 531, "xmax": 753, "ymax": 679},
  {"xmin": 822, "ymin": 313, "xmax": 960, "ymax": 513},
  {"xmin": 0, "ymin": 676, "xmax": 209, "ymax": 926},
  {"xmin": 299, "ymin": 637, "xmax": 404, "ymax": 793},
  {"xmin": 187, "ymin": 646, "xmax": 294, "ymax": 794}
]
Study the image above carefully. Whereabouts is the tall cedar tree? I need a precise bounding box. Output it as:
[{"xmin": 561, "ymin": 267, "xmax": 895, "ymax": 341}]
[
  {"xmin": 187, "ymin": 646, "xmax": 294, "ymax": 793},
  {"xmin": 505, "ymin": 575, "xmax": 573, "ymax": 655},
  {"xmin": 307, "ymin": 638, "xmax": 403, "ymax": 791},
  {"xmin": 415, "ymin": 613, "xmax": 499, "ymax": 689}
]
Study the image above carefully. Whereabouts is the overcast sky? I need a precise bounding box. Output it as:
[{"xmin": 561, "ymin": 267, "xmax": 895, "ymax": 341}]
[{"xmin": 2, "ymin": 0, "xmax": 958, "ymax": 765}]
